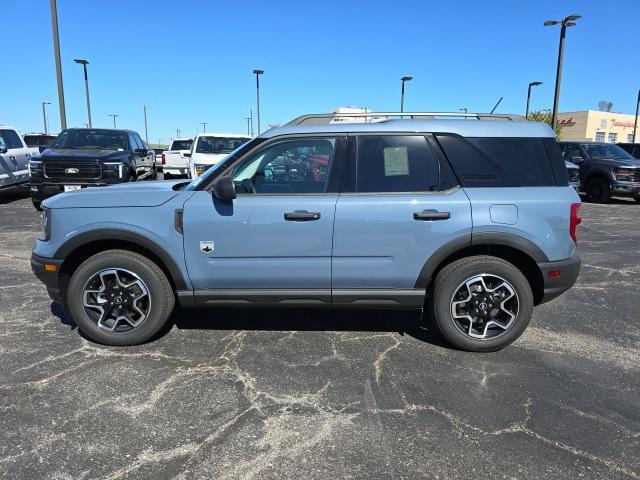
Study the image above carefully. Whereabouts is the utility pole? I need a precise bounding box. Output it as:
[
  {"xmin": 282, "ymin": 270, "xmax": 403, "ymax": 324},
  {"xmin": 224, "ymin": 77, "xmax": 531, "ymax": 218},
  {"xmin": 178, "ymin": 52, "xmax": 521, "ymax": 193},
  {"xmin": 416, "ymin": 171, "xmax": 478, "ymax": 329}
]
[
  {"xmin": 143, "ymin": 105, "xmax": 149, "ymax": 143},
  {"xmin": 201, "ymin": 122, "xmax": 207, "ymax": 133},
  {"xmin": 175, "ymin": 129, "xmax": 181, "ymax": 138},
  {"xmin": 108, "ymin": 114, "xmax": 118, "ymax": 128},
  {"xmin": 49, "ymin": 0, "xmax": 67, "ymax": 129},
  {"xmin": 41, "ymin": 102, "xmax": 51, "ymax": 134},
  {"xmin": 633, "ymin": 89, "xmax": 640, "ymax": 143}
]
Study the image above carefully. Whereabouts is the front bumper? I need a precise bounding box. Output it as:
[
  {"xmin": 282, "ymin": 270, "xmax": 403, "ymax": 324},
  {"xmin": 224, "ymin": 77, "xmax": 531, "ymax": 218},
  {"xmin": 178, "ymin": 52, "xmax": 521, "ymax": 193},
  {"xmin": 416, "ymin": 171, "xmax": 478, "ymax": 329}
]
[
  {"xmin": 537, "ymin": 254, "xmax": 581, "ymax": 304},
  {"xmin": 31, "ymin": 253, "xmax": 64, "ymax": 301},
  {"xmin": 611, "ymin": 181, "xmax": 640, "ymax": 197},
  {"xmin": 30, "ymin": 182, "xmax": 113, "ymax": 201}
]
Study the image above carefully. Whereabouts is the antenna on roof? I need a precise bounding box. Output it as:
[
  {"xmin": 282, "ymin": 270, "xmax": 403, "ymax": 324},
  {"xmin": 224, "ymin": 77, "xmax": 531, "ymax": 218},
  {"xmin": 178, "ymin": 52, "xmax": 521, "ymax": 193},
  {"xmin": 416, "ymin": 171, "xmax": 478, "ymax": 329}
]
[{"xmin": 490, "ymin": 97, "xmax": 503, "ymax": 114}]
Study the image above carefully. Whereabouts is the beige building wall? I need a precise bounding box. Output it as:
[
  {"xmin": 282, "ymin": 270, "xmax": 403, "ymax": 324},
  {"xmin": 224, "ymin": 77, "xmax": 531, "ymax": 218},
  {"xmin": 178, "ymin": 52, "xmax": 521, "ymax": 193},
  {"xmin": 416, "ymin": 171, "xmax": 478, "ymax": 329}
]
[{"xmin": 557, "ymin": 110, "xmax": 639, "ymax": 143}]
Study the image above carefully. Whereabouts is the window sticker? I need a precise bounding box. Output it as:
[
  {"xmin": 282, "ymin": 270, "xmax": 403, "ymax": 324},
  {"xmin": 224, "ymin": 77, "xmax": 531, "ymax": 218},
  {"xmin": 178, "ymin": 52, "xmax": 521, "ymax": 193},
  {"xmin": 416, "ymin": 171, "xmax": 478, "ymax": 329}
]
[{"xmin": 383, "ymin": 146, "xmax": 409, "ymax": 176}]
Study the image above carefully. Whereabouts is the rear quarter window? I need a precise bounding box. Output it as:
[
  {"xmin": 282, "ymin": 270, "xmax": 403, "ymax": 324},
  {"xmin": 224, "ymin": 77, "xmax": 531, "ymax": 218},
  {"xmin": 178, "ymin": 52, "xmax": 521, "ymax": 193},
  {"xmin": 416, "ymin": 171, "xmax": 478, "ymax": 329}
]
[{"xmin": 435, "ymin": 134, "xmax": 558, "ymax": 187}]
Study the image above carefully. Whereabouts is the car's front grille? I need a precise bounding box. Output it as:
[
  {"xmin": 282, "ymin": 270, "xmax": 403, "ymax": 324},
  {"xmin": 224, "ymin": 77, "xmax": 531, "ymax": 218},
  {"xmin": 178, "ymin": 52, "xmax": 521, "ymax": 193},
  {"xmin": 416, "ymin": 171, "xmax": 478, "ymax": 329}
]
[
  {"xmin": 567, "ymin": 170, "xmax": 579, "ymax": 183},
  {"xmin": 44, "ymin": 161, "xmax": 102, "ymax": 180}
]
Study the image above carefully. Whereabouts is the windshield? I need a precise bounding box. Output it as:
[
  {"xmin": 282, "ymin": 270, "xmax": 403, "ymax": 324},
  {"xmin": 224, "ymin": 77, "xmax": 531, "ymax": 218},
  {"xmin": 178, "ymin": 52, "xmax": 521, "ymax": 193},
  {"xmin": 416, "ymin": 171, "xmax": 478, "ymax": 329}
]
[
  {"xmin": 195, "ymin": 136, "xmax": 250, "ymax": 154},
  {"xmin": 171, "ymin": 139, "xmax": 193, "ymax": 150},
  {"xmin": 52, "ymin": 129, "xmax": 128, "ymax": 150},
  {"xmin": 24, "ymin": 135, "xmax": 56, "ymax": 147},
  {"xmin": 582, "ymin": 143, "xmax": 634, "ymax": 159}
]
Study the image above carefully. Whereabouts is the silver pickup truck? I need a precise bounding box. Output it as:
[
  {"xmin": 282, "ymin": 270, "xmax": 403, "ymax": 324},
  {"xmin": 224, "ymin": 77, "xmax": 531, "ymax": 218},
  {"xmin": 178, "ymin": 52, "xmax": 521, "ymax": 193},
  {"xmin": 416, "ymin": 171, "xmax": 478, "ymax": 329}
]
[
  {"xmin": 1, "ymin": 126, "xmax": 32, "ymax": 189},
  {"xmin": 160, "ymin": 138, "xmax": 192, "ymax": 178}
]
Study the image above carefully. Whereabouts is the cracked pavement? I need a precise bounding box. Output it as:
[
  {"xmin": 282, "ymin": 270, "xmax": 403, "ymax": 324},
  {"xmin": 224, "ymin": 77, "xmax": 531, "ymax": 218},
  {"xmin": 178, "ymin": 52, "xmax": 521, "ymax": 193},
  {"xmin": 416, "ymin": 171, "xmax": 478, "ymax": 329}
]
[{"xmin": 0, "ymin": 187, "xmax": 638, "ymax": 479}]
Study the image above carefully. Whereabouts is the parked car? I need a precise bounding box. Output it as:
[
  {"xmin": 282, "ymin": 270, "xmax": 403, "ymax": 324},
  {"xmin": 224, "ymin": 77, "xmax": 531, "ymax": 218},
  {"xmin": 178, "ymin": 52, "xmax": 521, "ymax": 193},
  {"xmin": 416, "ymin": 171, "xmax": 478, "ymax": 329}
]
[
  {"xmin": 565, "ymin": 160, "xmax": 580, "ymax": 190},
  {"xmin": 31, "ymin": 112, "xmax": 581, "ymax": 351},
  {"xmin": 160, "ymin": 138, "xmax": 193, "ymax": 178},
  {"xmin": 0, "ymin": 125, "xmax": 32, "ymax": 189},
  {"xmin": 617, "ymin": 142, "xmax": 640, "ymax": 159},
  {"xmin": 23, "ymin": 133, "xmax": 57, "ymax": 154},
  {"xmin": 186, "ymin": 133, "xmax": 250, "ymax": 178},
  {"xmin": 559, "ymin": 141, "xmax": 640, "ymax": 203},
  {"xmin": 29, "ymin": 128, "xmax": 157, "ymax": 210}
]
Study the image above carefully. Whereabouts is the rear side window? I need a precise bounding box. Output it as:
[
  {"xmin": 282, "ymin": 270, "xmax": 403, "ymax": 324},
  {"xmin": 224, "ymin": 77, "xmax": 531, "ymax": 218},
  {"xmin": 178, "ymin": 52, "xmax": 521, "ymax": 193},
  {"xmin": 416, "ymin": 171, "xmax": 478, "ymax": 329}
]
[
  {"xmin": 435, "ymin": 134, "xmax": 557, "ymax": 187},
  {"xmin": 356, "ymin": 136, "xmax": 440, "ymax": 192}
]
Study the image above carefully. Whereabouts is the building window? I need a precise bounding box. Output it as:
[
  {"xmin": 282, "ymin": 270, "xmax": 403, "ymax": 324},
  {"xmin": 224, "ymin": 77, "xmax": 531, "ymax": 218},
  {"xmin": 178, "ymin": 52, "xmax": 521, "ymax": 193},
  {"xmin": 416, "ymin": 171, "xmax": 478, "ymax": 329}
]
[
  {"xmin": 608, "ymin": 132, "xmax": 617, "ymax": 143},
  {"xmin": 628, "ymin": 134, "xmax": 634, "ymax": 143},
  {"xmin": 600, "ymin": 119, "xmax": 608, "ymax": 129},
  {"xmin": 594, "ymin": 132, "xmax": 605, "ymax": 142}
]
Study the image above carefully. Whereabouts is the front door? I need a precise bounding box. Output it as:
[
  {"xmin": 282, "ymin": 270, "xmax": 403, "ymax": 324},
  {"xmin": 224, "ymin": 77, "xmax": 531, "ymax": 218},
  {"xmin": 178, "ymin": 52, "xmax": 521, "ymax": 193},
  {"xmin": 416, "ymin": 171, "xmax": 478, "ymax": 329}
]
[
  {"xmin": 331, "ymin": 134, "xmax": 472, "ymax": 306},
  {"xmin": 182, "ymin": 136, "xmax": 342, "ymax": 304},
  {"xmin": 0, "ymin": 129, "xmax": 30, "ymax": 187}
]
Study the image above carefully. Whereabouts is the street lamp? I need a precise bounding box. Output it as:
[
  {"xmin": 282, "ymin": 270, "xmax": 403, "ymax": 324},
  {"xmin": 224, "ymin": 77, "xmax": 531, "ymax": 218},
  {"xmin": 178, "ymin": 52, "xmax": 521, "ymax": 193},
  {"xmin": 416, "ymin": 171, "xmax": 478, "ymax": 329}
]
[
  {"xmin": 74, "ymin": 59, "xmax": 92, "ymax": 128},
  {"xmin": 108, "ymin": 114, "xmax": 118, "ymax": 128},
  {"xmin": 525, "ymin": 81, "xmax": 543, "ymax": 119},
  {"xmin": 41, "ymin": 102, "xmax": 51, "ymax": 134},
  {"xmin": 400, "ymin": 76, "xmax": 413, "ymax": 113},
  {"xmin": 143, "ymin": 105, "xmax": 149, "ymax": 143},
  {"xmin": 544, "ymin": 14, "xmax": 581, "ymax": 128},
  {"xmin": 253, "ymin": 69, "xmax": 264, "ymax": 134},
  {"xmin": 633, "ymin": 89, "xmax": 640, "ymax": 143}
]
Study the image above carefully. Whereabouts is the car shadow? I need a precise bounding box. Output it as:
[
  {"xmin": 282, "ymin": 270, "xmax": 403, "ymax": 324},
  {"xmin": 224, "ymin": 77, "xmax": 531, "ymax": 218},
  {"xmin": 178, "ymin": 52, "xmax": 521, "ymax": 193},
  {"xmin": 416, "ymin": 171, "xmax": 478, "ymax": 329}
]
[
  {"xmin": 0, "ymin": 186, "xmax": 30, "ymax": 204},
  {"xmin": 50, "ymin": 301, "xmax": 453, "ymax": 349}
]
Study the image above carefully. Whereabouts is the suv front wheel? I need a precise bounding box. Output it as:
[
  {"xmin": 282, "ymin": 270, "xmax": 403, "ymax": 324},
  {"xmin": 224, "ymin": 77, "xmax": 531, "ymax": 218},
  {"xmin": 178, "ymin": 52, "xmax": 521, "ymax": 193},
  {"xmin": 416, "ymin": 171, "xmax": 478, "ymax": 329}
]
[
  {"xmin": 585, "ymin": 177, "xmax": 611, "ymax": 203},
  {"xmin": 67, "ymin": 249, "xmax": 175, "ymax": 346},
  {"xmin": 431, "ymin": 255, "xmax": 533, "ymax": 352}
]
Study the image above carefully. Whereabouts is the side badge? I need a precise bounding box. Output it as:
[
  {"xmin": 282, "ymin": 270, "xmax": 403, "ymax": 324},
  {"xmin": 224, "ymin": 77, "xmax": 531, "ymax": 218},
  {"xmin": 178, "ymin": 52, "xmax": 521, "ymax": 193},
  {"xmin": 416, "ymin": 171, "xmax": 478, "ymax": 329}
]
[{"xmin": 200, "ymin": 241, "xmax": 214, "ymax": 253}]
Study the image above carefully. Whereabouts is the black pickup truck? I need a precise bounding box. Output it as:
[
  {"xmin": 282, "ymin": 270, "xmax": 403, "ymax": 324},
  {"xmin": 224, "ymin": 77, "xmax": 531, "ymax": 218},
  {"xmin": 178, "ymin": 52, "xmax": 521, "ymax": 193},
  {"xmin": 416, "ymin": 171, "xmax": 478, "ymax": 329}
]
[{"xmin": 29, "ymin": 128, "xmax": 157, "ymax": 210}]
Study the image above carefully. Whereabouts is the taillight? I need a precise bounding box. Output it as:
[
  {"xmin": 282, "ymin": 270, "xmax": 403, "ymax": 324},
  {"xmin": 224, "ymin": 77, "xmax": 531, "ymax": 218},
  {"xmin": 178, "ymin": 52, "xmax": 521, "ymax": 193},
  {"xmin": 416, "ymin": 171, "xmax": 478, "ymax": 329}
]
[
  {"xmin": 570, "ymin": 203, "xmax": 581, "ymax": 245},
  {"xmin": 161, "ymin": 153, "xmax": 165, "ymax": 165}
]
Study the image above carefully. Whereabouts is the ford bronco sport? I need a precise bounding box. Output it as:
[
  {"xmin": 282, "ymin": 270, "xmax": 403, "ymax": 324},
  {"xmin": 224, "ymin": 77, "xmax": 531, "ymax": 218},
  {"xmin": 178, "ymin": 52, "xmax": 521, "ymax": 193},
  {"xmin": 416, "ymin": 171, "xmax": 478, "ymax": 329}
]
[{"xmin": 31, "ymin": 112, "xmax": 581, "ymax": 351}]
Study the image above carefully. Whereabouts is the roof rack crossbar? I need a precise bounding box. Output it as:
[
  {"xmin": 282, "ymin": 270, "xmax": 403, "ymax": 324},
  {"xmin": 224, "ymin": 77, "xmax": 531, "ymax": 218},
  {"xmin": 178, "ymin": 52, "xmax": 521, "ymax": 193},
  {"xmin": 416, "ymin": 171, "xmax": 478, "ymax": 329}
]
[{"xmin": 286, "ymin": 112, "xmax": 524, "ymax": 126}]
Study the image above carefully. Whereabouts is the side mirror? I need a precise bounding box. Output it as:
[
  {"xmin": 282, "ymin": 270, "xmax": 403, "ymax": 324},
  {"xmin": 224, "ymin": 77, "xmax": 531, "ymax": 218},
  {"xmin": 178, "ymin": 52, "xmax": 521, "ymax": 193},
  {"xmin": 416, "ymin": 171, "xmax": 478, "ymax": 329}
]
[
  {"xmin": 0, "ymin": 145, "xmax": 7, "ymax": 154},
  {"xmin": 571, "ymin": 156, "xmax": 584, "ymax": 164},
  {"xmin": 183, "ymin": 152, "xmax": 192, "ymax": 158},
  {"xmin": 212, "ymin": 176, "xmax": 236, "ymax": 201}
]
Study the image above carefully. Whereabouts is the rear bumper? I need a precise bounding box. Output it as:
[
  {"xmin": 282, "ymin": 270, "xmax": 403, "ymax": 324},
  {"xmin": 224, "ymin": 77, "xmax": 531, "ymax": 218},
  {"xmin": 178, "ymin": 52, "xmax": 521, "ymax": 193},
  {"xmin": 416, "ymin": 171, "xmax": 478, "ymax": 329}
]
[
  {"xmin": 31, "ymin": 253, "xmax": 64, "ymax": 301},
  {"xmin": 537, "ymin": 254, "xmax": 581, "ymax": 304}
]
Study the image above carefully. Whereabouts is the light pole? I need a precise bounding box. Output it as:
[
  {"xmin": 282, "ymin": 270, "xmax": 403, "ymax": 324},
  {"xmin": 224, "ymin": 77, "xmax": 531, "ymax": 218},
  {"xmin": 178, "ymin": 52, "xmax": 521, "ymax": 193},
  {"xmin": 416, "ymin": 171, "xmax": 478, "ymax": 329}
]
[
  {"xmin": 74, "ymin": 59, "xmax": 92, "ymax": 127},
  {"xmin": 41, "ymin": 102, "xmax": 51, "ymax": 134},
  {"xmin": 253, "ymin": 69, "xmax": 264, "ymax": 134},
  {"xmin": 175, "ymin": 129, "xmax": 181, "ymax": 138},
  {"xmin": 201, "ymin": 122, "xmax": 207, "ymax": 133},
  {"xmin": 108, "ymin": 114, "xmax": 118, "ymax": 128},
  {"xmin": 244, "ymin": 116, "xmax": 251, "ymax": 136},
  {"xmin": 633, "ymin": 89, "xmax": 640, "ymax": 143},
  {"xmin": 400, "ymin": 76, "xmax": 413, "ymax": 113},
  {"xmin": 525, "ymin": 81, "xmax": 543, "ymax": 118},
  {"xmin": 545, "ymin": 14, "xmax": 581, "ymax": 129},
  {"xmin": 143, "ymin": 105, "xmax": 149, "ymax": 143},
  {"xmin": 249, "ymin": 108, "xmax": 254, "ymax": 136},
  {"xmin": 49, "ymin": 0, "xmax": 66, "ymax": 129}
]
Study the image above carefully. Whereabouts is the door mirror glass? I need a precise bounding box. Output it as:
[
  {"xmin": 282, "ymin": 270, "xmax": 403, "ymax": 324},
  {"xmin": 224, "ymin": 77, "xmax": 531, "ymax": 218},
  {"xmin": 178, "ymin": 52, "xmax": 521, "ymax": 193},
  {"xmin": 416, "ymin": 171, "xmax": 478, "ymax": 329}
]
[{"xmin": 212, "ymin": 175, "xmax": 236, "ymax": 201}]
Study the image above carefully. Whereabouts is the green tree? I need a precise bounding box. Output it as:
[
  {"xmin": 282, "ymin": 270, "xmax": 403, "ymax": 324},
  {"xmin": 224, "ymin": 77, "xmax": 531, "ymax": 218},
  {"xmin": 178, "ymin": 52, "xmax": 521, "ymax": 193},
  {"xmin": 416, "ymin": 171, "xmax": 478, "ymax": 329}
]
[{"xmin": 527, "ymin": 110, "xmax": 563, "ymax": 137}]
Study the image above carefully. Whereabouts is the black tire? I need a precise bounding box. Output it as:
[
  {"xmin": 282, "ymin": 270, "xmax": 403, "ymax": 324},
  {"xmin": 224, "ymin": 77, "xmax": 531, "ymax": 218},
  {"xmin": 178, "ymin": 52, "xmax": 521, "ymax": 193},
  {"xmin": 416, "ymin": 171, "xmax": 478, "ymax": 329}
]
[
  {"xmin": 32, "ymin": 199, "xmax": 42, "ymax": 211},
  {"xmin": 431, "ymin": 255, "xmax": 533, "ymax": 352},
  {"xmin": 585, "ymin": 177, "xmax": 611, "ymax": 203},
  {"xmin": 67, "ymin": 249, "xmax": 175, "ymax": 346}
]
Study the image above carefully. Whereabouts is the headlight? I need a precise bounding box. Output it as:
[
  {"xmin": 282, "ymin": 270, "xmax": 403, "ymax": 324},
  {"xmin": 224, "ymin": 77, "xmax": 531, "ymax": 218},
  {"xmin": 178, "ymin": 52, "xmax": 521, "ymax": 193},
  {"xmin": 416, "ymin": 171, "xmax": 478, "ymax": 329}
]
[
  {"xmin": 103, "ymin": 162, "xmax": 125, "ymax": 179},
  {"xmin": 38, "ymin": 208, "xmax": 51, "ymax": 241},
  {"xmin": 613, "ymin": 169, "xmax": 639, "ymax": 182},
  {"xmin": 29, "ymin": 160, "xmax": 43, "ymax": 177}
]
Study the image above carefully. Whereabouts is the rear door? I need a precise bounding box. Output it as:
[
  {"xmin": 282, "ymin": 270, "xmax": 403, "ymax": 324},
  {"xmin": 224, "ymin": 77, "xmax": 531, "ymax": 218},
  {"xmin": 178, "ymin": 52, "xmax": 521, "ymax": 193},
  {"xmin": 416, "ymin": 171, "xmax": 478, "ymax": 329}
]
[
  {"xmin": 331, "ymin": 134, "xmax": 472, "ymax": 307},
  {"xmin": 0, "ymin": 129, "xmax": 30, "ymax": 187}
]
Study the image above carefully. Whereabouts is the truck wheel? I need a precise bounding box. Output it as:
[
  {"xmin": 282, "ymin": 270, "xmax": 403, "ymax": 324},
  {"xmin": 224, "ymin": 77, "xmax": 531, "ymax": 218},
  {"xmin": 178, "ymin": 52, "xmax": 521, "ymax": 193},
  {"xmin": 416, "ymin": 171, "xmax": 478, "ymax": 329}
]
[
  {"xmin": 67, "ymin": 249, "xmax": 175, "ymax": 346},
  {"xmin": 585, "ymin": 177, "xmax": 611, "ymax": 203},
  {"xmin": 150, "ymin": 165, "xmax": 158, "ymax": 180},
  {"xmin": 634, "ymin": 194, "xmax": 640, "ymax": 203},
  {"xmin": 32, "ymin": 200, "xmax": 42, "ymax": 211},
  {"xmin": 431, "ymin": 255, "xmax": 533, "ymax": 352}
]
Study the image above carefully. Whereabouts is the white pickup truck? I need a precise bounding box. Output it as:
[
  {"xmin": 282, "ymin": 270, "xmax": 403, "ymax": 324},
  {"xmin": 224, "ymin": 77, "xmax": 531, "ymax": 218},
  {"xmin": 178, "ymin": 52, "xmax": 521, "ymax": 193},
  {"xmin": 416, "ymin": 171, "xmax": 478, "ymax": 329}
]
[{"xmin": 160, "ymin": 138, "xmax": 193, "ymax": 178}]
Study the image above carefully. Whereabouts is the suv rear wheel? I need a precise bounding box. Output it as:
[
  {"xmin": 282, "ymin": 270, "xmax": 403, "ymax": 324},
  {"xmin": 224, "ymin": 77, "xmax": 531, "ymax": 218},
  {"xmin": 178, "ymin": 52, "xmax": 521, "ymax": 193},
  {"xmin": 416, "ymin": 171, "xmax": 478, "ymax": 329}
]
[
  {"xmin": 431, "ymin": 255, "xmax": 533, "ymax": 352},
  {"xmin": 585, "ymin": 177, "xmax": 611, "ymax": 203},
  {"xmin": 67, "ymin": 249, "xmax": 175, "ymax": 346}
]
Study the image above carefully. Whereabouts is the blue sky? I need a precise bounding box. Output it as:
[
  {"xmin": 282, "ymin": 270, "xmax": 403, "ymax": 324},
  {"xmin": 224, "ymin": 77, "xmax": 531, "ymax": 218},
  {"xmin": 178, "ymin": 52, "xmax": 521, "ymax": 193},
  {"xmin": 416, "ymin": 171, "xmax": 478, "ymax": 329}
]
[{"xmin": 4, "ymin": 0, "xmax": 639, "ymax": 143}]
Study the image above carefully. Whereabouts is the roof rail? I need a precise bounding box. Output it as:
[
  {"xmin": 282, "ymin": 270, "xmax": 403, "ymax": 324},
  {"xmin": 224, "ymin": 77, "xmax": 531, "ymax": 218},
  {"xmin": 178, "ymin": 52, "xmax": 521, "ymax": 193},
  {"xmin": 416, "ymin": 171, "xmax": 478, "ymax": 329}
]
[{"xmin": 285, "ymin": 112, "xmax": 525, "ymax": 126}]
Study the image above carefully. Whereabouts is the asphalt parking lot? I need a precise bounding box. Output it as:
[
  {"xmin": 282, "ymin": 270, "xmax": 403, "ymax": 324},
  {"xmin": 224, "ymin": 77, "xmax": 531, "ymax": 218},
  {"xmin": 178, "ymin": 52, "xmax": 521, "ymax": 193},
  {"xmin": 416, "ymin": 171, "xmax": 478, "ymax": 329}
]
[{"xmin": 0, "ymin": 186, "xmax": 638, "ymax": 480}]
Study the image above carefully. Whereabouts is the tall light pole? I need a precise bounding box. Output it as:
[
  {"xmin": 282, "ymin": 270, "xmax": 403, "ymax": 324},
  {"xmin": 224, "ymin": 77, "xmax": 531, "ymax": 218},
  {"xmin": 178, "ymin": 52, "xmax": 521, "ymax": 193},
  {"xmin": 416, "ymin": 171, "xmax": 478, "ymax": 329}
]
[
  {"xmin": 49, "ymin": 0, "xmax": 66, "ymax": 130},
  {"xmin": 249, "ymin": 108, "xmax": 254, "ymax": 136},
  {"xmin": 633, "ymin": 89, "xmax": 640, "ymax": 143},
  {"xmin": 41, "ymin": 102, "xmax": 51, "ymax": 134},
  {"xmin": 244, "ymin": 116, "xmax": 251, "ymax": 136},
  {"xmin": 74, "ymin": 59, "xmax": 92, "ymax": 127},
  {"xmin": 201, "ymin": 122, "xmax": 207, "ymax": 133},
  {"xmin": 253, "ymin": 69, "xmax": 264, "ymax": 134},
  {"xmin": 400, "ymin": 76, "xmax": 413, "ymax": 113},
  {"xmin": 108, "ymin": 114, "xmax": 118, "ymax": 128},
  {"xmin": 525, "ymin": 81, "xmax": 543, "ymax": 118},
  {"xmin": 143, "ymin": 105, "xmax": 149, "ymax": 143},
  {"xmin": 545, "ymin": 14, "xmax": 581, "ymax": 129}
]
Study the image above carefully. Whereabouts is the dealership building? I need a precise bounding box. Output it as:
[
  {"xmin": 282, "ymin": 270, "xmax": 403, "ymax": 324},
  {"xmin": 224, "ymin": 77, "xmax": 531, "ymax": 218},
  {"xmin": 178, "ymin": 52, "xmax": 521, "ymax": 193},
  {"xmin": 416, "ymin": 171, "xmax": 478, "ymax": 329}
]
[{"xmin": 556, "ymin": 110, "xmax": 638, "ymax": 143}]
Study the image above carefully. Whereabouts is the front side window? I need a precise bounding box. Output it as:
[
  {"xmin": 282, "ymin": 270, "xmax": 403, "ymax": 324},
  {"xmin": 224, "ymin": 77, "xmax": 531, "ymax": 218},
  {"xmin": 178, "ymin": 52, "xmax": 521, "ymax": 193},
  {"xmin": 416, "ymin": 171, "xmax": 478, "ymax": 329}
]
[
  {"xmin": 0, "ymin": 129, "xmax": 24, "ymax": 149},
  {"xmin": 52, "ymin": 129, "xmax": 128, "ymax": 150},
  {"xmin": 562, "ymin": 144, "xmax": 583, "ymax": 162},
  {"xmin": 581, "ymin": 143, "xmax": 633, "ymax": 159},
  {"xmin": 196, "ymin": 136, "xmax": 250, "ymax": 154},
  {"xmin": 594, "ymin": 131, "xmax": 605, "ymax": 142},
  {"xmin": 356, "ymin": 136, "xmax": 440, "ymax": 192},
  {"xmin": 229, "ymin": 137, "xmax": 335, "ymax": 194}
]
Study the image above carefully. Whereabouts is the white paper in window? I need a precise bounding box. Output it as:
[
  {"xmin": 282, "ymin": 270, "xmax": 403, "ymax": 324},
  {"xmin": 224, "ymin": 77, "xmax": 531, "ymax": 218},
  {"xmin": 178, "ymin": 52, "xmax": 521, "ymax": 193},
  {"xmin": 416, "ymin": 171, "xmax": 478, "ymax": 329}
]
[{"xmin": 383, "ymin": 147, "xmax": 409, "ymax": 176}]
